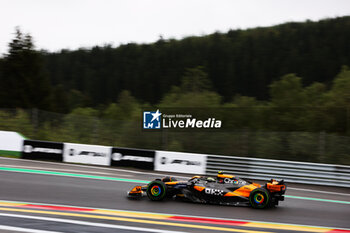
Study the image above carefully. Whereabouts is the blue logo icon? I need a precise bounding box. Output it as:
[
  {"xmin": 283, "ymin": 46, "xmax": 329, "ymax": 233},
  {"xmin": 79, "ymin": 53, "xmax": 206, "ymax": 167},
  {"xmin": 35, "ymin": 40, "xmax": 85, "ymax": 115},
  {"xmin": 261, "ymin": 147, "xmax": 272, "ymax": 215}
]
[{"xmin": 143, "ymin": 110, "xmax": 162, "ymax": 129}]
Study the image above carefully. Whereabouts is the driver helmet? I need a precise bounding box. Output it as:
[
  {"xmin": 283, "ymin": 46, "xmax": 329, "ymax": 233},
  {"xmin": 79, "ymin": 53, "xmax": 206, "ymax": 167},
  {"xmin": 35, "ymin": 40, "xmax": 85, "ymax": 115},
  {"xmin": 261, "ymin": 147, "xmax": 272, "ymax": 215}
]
[
  {"xmin": 206, "ymin": 177, "xmax": 216, "ymax": 182},
  {"xmin": 217, "ymin": 171, "xmax": 225, "ymax": 182}
]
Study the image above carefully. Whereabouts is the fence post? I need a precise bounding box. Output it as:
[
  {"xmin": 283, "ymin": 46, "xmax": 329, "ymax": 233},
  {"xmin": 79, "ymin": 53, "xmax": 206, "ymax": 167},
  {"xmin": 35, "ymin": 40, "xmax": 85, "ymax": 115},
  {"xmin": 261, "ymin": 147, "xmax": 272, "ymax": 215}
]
[
  {"xmin": 162, "ymin": 129, "xmax": 168, "ymax": 150},
  {"xmin": 92, "ymin": 117, "xmax": 99, "ymax": 144},
  {"xmin": 32, "ymin": 108, "xmax": 38, "ymax": 134},
  {"xmin": 318, "ymin": 131, "xmax": 325, "ymax": 162},
  {"xmin": 347, "ymin": 106, "xmax": 350, "ymax": 136}
]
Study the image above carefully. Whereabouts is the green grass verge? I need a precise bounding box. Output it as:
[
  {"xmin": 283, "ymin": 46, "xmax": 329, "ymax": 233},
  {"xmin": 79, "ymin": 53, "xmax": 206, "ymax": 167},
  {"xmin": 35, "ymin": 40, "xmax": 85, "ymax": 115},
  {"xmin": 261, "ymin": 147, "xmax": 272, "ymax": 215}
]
[{"xmin": 0, "ymin": 150, "xmax": 21, "ymax": 158}]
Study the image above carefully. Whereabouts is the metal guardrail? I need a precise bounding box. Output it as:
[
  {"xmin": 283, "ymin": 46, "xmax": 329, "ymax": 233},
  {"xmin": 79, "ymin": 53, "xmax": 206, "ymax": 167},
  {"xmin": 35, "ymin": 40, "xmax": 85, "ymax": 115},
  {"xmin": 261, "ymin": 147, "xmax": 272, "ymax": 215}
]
[{"xmin": 206, "ymin": 155, "xmax": 350, "ymax": 188}]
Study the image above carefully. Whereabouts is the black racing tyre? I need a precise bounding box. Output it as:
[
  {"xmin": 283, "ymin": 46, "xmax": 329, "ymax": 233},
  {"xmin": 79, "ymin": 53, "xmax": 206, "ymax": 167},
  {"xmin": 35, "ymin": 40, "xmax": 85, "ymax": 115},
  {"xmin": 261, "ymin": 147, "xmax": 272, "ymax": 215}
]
[
  {"xmin": 146, "ymin": 181, "xmax": 167, "ymax": 201},
  {"xmin": 249, "ymin": 188, "xmax": 270, "ymax": 209}
]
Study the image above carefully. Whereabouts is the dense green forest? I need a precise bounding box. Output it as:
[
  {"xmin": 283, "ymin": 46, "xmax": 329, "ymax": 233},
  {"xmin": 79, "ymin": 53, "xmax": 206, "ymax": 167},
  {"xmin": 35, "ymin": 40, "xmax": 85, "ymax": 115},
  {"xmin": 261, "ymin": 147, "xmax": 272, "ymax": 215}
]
[
  {"xmin": 1, "ymin": 17, "xmax": 349, "ymax": 110},
  {"xmin": 42, "ymin": 16, "xmax": 350, "ymax": 106},
  {"xmin": 0, "ymin": 17, "xmax": 350, "ymax": 164}
]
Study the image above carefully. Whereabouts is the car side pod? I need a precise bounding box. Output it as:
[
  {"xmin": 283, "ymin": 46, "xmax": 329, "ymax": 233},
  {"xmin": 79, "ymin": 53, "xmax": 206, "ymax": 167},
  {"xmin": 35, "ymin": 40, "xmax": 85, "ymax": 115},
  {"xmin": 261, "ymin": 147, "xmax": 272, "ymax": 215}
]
[{"xmin": 127, "ymin": 185, "xmax": 144, "ymax": 199}]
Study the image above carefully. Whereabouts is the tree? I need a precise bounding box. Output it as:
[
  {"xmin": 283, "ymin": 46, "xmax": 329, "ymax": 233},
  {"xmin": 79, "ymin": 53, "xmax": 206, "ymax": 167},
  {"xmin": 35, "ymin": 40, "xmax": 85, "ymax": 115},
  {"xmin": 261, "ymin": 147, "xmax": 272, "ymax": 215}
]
[
  {"xmin": 0, "ymin": 27, "xmax": 52, "ymax": 109},
  {"xmin": 269, "ymin": 74, "xmax": 306, "ymax": 107},
  {"xmin": 51, "ymin": 85, "xmax": 70, "ymax": 113},
  {"xmin": 326, "ymin": 66, "xmax": 350, "ymax": 107},
  {"xmin": 103, "ymin": 90, "xmax": 140, "ymax": 121},
  {"xmin": 61, "ymin": 107, "xmax": 99, "ymax": 144},
  {"xmin": 268, "ymin": 74, "xmax": 307, "ymax": 131},
  {"xmin": 159, "ymin": 67, "xmax": 221, "ymax": 107},
  {"xmin": 180, "ymin": 66, "xmax": 213, "ymax": 93},
  {"xmin": 324, "ymin": 66, "xmax": 350, "ymax": 134}
]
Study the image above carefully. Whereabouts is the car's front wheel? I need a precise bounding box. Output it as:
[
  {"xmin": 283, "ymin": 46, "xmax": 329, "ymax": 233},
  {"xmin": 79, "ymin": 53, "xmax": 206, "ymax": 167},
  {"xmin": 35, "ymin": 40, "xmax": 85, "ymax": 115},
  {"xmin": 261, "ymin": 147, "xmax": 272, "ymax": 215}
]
[
  {"xmin": 249, "ymin": 188, "xmax": 270, "ymax": 209},
  {"xmin": 146, "ymin": 181, "xmax": 167, "ymax": 201}
]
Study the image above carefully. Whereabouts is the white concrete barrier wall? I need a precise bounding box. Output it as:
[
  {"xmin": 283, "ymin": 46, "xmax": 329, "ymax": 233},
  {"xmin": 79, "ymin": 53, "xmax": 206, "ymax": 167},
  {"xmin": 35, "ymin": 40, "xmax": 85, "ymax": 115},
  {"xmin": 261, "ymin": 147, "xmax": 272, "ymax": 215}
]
[
  {"xmin": 63, "ymin": 143, "xmax": 111, "ymax": 166},
  {"xmin": 0, "ymin": 130, "xmax": 26, "ymax": 155},
  {"xmin": 154, "ymin": 150, "xmax": 207, "ymax": 174}
]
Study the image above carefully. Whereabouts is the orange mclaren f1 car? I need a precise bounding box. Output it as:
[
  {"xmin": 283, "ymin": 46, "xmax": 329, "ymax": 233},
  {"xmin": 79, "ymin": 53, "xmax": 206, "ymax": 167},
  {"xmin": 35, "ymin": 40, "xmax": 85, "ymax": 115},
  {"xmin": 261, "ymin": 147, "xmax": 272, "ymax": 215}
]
[{"xmin": 127, "ymin": 171, "xmax": 286, "ymax": 208}]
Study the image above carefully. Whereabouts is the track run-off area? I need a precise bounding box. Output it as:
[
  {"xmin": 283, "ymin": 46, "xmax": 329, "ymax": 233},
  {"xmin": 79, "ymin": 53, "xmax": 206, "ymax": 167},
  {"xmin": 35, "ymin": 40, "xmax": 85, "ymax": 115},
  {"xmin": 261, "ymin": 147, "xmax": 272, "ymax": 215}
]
[{"xmin": 0, "ymin": 157, "xmax": 349, "ymax": 233}]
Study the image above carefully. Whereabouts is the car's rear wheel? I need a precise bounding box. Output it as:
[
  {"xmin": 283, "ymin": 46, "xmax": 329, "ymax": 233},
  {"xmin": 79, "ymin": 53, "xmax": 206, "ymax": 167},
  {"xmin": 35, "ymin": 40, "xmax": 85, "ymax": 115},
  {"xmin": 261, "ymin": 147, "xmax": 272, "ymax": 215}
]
[
  {"xmin": 146, "ymin": 181, "xmax": 167, "ymax": 201},
  {"xmin": 249, "ymin": 188, "xmax": 270, "ymax": 209}
]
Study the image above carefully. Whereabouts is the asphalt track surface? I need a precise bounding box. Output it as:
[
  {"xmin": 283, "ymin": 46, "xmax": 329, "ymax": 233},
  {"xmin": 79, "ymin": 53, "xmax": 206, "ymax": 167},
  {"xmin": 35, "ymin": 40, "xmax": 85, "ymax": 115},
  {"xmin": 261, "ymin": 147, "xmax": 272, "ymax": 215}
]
[{"xmin": 0, "ymin": 157, "xmax": 349, "ymax": 233}]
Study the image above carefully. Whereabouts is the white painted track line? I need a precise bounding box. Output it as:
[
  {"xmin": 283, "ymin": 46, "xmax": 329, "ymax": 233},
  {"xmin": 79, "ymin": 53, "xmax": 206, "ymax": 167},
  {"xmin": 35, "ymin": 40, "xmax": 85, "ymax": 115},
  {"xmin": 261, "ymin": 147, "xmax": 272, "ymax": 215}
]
[
  {"xmin": 0, "ymin": 213, "xmax": 187, "ymax": 233},
  {"xmin": 0, "ymin": 224, "xmax": 63, "ymax": 233}
]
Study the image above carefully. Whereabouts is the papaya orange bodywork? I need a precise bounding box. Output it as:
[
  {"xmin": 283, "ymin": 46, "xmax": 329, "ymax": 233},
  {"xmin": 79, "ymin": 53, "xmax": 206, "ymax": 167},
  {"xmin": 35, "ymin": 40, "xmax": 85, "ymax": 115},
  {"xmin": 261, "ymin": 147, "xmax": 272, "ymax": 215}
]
[
  {"xmin": 232, "ymin": 184, "xmax": 260, "ymax": 197},
  {"xmin": 223, "ymin": 192, "xmax": 239, "ymax": 197},
  {"xmin": 129, "ymin": 186, "xmax": 143, "ymax": 194},
  {"xmin": 165, "ymin": 181, "xmax": 180, "ymax": 185},
  {"xmin": 266, "ymin": 183, "xmax": 286, "ymax": 192},
  {"xmin": 217, "ymin": 174, "xmax": 235, "ymax": 179},
  {"xmin": 193, "ymin": 185, "xmax": 205, "ymax": 192}
]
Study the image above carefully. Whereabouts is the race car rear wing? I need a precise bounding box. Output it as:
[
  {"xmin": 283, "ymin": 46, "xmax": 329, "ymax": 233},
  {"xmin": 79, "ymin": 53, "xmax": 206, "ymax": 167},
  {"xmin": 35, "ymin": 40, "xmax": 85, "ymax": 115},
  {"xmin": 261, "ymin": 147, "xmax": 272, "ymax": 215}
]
[{"xmin": 266, "ymin": 179, "xmax": 286, "ymax": 193}]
